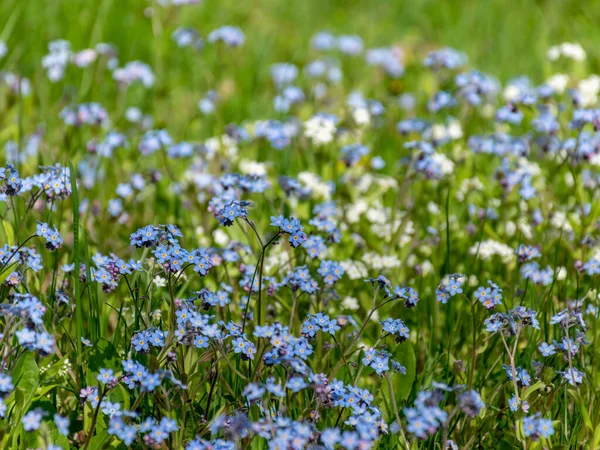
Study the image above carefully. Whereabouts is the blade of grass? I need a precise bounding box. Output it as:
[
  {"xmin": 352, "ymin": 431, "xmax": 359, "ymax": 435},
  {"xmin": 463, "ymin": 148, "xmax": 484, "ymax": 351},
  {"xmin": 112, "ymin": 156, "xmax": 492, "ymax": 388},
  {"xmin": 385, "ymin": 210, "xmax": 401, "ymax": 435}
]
[{"xmin": 69, "ymin": 161, "xmax": 83, "ymax": 378}]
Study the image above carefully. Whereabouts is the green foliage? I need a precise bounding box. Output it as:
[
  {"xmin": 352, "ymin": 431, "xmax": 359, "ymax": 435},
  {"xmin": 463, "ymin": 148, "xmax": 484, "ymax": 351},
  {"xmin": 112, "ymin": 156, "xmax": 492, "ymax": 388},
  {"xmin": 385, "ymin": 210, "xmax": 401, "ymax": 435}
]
[{"xmin": 393, "ymin": 341, "xmax": 416, "ymax": 402}]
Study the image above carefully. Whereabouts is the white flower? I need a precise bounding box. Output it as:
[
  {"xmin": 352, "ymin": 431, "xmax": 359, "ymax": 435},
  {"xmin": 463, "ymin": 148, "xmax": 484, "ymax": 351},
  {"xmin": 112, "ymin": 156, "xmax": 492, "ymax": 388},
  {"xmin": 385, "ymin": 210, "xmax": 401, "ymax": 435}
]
[
  {"xmin": 469, "ymin": 239, "xmax": 514, "ymax": 264},
  {"xmin": 503, "ymin": 85, "xmax": 521, "ymax": 102},
  {"xmin": 590, "ymin": 153, "xmax": 600, "ymax": 167},
  {"xmin": 346, "ymin": 200, "xmax": 369, "ymax": 223},
  {"xmin": 430, "ymin": 124, "xmax": 447, "ymax": 141},
  {"xmin": 304, "ymin": 115, "xmax": 337, "ymax": 145},
  {"xmin": 427, "ymin": 201, "xmax": 439, "ymax": 215},
  {"xmin": 341, "ymin": 297, "xmax": 360, "ymax": 311},
  {"xmin": 447, "ymin": 120, "xmax": 463, "ymax": 140},
  {"xmin": 363, "ymin": 252, "xmax": 401, "ymax": 270},
  {"xmin": 204, "ymin": 137, "xmax": 220, "ymax": 157},
  {"xmin": 578, "ymin": 75, "xmax": 600, "ymax": 107},
  {"xmin": 517, "ymin": 218, "xmax": 533, "ymax": 240},
  {"xmin": 355, "ymin": 174, "xmax": 374, "ymax": 193},
  {"xmin": 239, "ymin": 159, "xmax": 267, "ymax": 176},
  {"xmin": 125, "ymin": 107, "xmax": 142, "ymax": 123},
  {"xmin": 198, "ymin": 98, "xmax": 215, "ymax": 114},
  {"xmin": 153, "ymin": 276, "xmax": 167, "ymax": 288},
  {"xmin": 366, "ymin": 207, "xmax": 387, "ymax": 225},
  {"xmin": 562, "ymin": 42, "xmax": 586, "ymax": 61},
  {"xmin": 505, "ymin": 221, "xmax": 516, "ymax": 237},
  {"xmin": 550, "ymin": 211, "xmax": 573, "ymax": 232},
  {"xmin": 431, "ymin": 152, "xmax": 455, "ymax": 175},
  {"xmin": 547, "ymin": 43, "xmax": 586, "ymax": 61},
  {"xmin": 546, "ymin": 74, "xmax": 569, "ymax": 93},
  {"xmin": 72, "ymin": 49, "xmax": 98, "ymax": 68},
  {"xmin": 374, "ymin": 175, "xmax": 398, "ymax": 191},
  {"xmin": 421, "ymin": 260, "xmax": 434, "ymax": 275},
  {"xmin": 353, "ymin": 108, "xmax": 371, "ymax": 125},
  {"xmin": 339, "ymin": 260, "xmax": 368, "ymax": 280},
  {"xmin": 213, "ymin": 229, "xmax": 229, "ymax": 246},
  {"xmin": 547, "ymin": 46, "xmax": 560, "ymax": 61},
  {"xmin": 298, "ymin": 171, "xmax": 332, "ymax": 199}
]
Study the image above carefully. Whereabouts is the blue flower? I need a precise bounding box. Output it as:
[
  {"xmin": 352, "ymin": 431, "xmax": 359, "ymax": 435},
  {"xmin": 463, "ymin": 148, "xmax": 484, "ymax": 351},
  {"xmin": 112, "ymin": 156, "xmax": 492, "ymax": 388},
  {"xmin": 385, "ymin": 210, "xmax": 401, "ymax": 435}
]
[
  {"xmin": 508, "ymin": 395, "xmax": 520, "ymax": 412},
  {"xmin": 447, "ymin": 280, "xmax": 463, "ymax": 296},
  {"xmin": 287, "ymin": 376, "xmax": 307, "ymax": 393},
  {"xmin": 35, "ymin": 221, "xmax": 63, "ymax": 250},
  {"xmin": 436, "ymin": 288, "xmax": 450, "ymax": 303},
  {"xmin": 217, "ymin": 201, "xmax": 248, "ymax": 227},
  {"xmin": 317, "ymin": 260, "xmax": 344, "ymax": 285},
  {"xmin": 474, "ymin": 286, "xmax": 491, "ymax": 302},
  {"xmin": 193, "ymin": 335, "xmax": 209, "ymax": 349},
  {"xmin": 584, "ymin": 257, "xmax": 600, "ymax": 276},
  {"xmin": 54, "ymin": 414, "xmax": 70, "ymax": 435},
  {"xmin": 0, "ymin": 374, "xmax": 14, "ymax": 393},
  {"xmin": 132, "ymin": 332, "xmax": 149, "ymax": 352},
  {"xmin": 538, "ymin": 342, "xmax": 556, "ymax": 356},
  {"xmin": 207, "ymin": 26, "xmax": 245, "ymax": 47},
  {"xmin": 371, "ymin": 356, "xmax": 389, "ymax": 375},
  {"xmin": 97, "ymin": 368, "xmax": 115, "ymax": 384},
  {"xmin": 560, "ymin": 367, "xmax": 584, "ymax": 386},
  {"xmin": 242, "ymin": 383, "xmax": 265, "ymax": 402},
  {"xmin": 22, "ymin": 409, "xmax": 43, "ymax": 431},
  {"xmin": 231, "ymin": 336, "xmax": 256, "ymax": 360},
  {"xmin": 523, "ymin": 414, "xmax": 555, "ymax": 440}
]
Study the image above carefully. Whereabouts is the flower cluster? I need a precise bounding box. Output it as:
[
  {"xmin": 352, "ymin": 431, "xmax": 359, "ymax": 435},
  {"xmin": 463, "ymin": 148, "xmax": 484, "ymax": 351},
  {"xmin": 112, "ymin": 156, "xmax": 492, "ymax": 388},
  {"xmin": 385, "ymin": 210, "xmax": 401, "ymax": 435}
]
[
  {"xmin": 35, "ymin": 222, "xmax": 63, "ymax": 251},
  {"xmin": 523, "ymin": 414, "xmax": 555, "ymax": 440},
  {"xmin": 380, "ymin": 318, "xmax": 410, "ymax": 342},
  {"xmin": 474, "ymin": 280, "xmax": 503, "ymax": 310},
  {"xmin": 301, "ymin": 313, "xmax": 341, "ymax": 337},
  {"xmin": 270, "ymin": 215, "xmax": 307, "ymax": 247},
  {"xmin": 387, "ymin": 284, "xmax": 420, "ymax": 307}
]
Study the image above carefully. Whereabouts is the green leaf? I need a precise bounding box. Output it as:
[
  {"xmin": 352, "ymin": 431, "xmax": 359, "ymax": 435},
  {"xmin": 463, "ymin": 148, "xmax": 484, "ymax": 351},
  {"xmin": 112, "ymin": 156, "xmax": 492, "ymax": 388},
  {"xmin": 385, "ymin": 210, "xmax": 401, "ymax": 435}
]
[
  {"xmin": 12, "ymin": 352, "xmax": 39, "ymax": 410},
  {"xmin": 34, "ymin": 384, "xmax": 59, "ymax": 399},
  {"xmin": 0, "ymin": 264, "xmax": 16, "ymax": 284},
  {"xmin": 393, "ymin": 341, "xmax": 417, "ymax": 402},
  {"xmin": 2, "ymin": 220, "xmax": 15, "ymax": 246},
  {"xmin": 522, "ymin": 381, "xmax": 544, "ymax": 400},
  {"xmin": 49, "ymin": 430, "xmax": 70, "ymax": 449},
  {"xmin": 29, "ymin": 398, "xmax": 56, "ymax": 417},
  {"xmin": 9, "ymin": 352, "xmax": 39, "ymax": 444},
  {"xmin": 113, "ymin": 383, "xmax": 131, "ymax": 412},
  {"xmin": 579, "ymin": 400, "xmax": 593, "ymax": 432},
  {"xmin": 85, "ymin": 339, "xmax": 120, "ymax": 386},
  {"xmin": 594, "ymin": 424, "xmax": 600, "ymax": 448},
  {"xmin": 88, "ymin": 431, "xmax": 109, "ymax": 450}
]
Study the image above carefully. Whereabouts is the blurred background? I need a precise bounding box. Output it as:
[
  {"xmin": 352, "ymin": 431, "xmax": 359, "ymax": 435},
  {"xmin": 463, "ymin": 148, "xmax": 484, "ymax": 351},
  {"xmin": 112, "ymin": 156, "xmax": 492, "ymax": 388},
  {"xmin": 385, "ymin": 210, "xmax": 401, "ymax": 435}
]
[
  {"xmin": 2, "ymin": 0, "xmax": 597, "ymax": 79},
  {"xmin": 0, "ymin": 0, "xmax": 597, "ymax": 136}
]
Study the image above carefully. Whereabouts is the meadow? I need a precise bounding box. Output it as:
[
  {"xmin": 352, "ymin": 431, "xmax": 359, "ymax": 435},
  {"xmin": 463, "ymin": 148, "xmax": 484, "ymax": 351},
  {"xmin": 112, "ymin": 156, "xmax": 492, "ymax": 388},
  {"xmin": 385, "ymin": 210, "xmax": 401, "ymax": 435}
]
[{"xmin": 0, "ymin": 0, "xmax": 600, "ymax": 448}]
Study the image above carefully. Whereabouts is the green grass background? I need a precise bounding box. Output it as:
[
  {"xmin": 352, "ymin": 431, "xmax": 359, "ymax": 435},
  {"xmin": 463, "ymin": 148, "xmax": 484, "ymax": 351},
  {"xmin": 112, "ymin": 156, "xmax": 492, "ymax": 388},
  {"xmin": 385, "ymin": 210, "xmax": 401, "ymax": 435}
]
[
  {"xmin": 1, "ymin": 0, "xmax": 597, "ymax": 145},
  {"xmin": 1, "ymin": 0, "xmax": 598, "ymax": 82}
]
